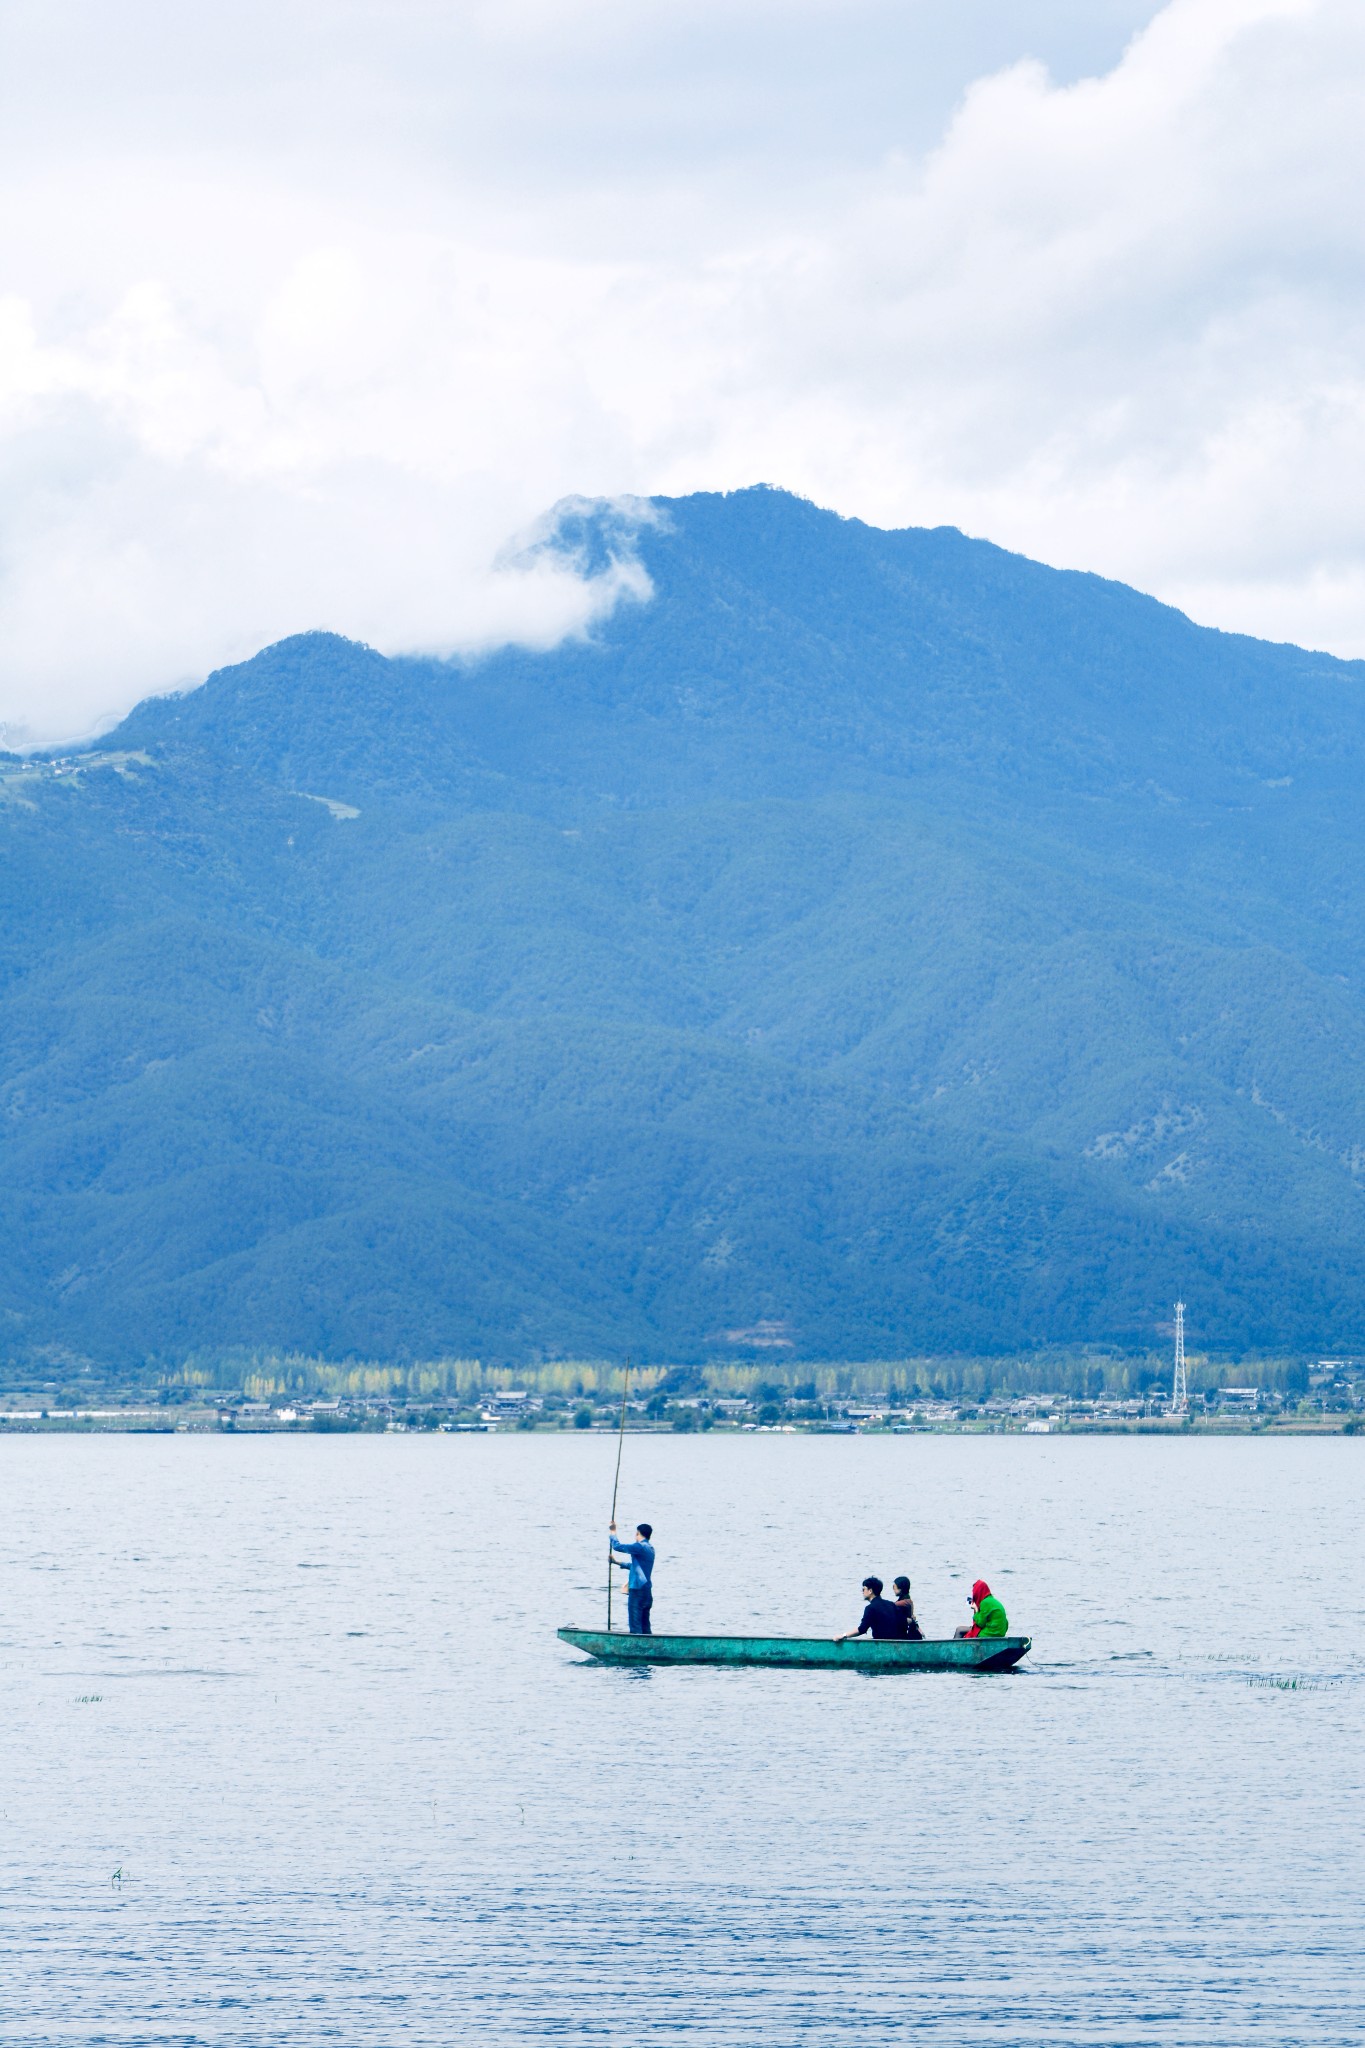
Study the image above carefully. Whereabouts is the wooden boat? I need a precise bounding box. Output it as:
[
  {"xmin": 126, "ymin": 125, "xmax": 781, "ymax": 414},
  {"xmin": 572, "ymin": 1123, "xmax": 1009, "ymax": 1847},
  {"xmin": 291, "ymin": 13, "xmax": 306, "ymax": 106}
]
[{"xmin": 558, "ymin": 1626, "xmax": 1031, "ymax": 1672}]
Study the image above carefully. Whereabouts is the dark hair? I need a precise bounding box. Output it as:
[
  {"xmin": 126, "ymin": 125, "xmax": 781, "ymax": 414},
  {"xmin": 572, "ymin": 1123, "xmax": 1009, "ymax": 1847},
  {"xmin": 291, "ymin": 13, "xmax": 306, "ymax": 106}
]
[
  {"xmin": 862, "ymin": 1575, "xmax": 883, "ymax": 1596},
  {"xmin": 637, "ymin": 1523, "xmax": 653, "ymax": 1540},
  {"xmin": 893, "ymin": 1576, "xmax": 911, "ymax": 1595}
]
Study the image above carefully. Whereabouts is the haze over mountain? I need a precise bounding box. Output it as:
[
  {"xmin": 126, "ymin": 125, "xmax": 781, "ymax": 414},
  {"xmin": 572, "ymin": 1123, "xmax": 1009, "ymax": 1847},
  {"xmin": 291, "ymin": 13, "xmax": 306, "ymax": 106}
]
[{"xmin": 4, "ymin": 486, "xmax": 1365, "ymax": 1371}]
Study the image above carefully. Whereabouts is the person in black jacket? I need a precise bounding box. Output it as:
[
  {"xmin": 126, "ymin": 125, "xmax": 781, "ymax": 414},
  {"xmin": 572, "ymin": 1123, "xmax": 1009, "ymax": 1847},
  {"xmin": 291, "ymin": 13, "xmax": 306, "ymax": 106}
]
[
  {"xmin": 834, "ymin": 1575, "xmax": 906, "ymax": 1642},
  {"xmin": 892, "ymin": 1575, "xmax": 925, "ymax": 1641}
]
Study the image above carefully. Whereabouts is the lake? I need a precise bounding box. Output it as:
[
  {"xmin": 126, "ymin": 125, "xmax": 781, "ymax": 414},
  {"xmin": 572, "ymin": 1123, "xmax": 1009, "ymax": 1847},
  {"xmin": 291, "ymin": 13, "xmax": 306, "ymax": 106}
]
[{"xmin": 0, "ymin": 1433, "xmax": 1361, "ymax": 2044}]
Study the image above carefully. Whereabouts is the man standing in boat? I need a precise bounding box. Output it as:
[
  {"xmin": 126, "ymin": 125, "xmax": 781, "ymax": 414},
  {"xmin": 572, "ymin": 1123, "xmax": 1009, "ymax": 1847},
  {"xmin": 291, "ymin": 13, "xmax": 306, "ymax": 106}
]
[{"xmin": 609, "ymin": 1520, "xmax": 655, "ymax": 1634}]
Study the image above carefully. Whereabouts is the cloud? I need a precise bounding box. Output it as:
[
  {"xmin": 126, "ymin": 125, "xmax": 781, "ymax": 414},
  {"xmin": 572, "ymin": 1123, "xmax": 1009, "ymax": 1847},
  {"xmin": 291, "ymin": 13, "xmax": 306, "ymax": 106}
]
[
  {"xmin": 0, "ymin": 247, "xmax": 656, "ymax": 742},
  {"xmin": 778, "ymin": 0, "xmax": 1365, "ymax": 638},
  {"xmin": 1, "ymin": 0, "xmax": 1362, "ymax": 740}
]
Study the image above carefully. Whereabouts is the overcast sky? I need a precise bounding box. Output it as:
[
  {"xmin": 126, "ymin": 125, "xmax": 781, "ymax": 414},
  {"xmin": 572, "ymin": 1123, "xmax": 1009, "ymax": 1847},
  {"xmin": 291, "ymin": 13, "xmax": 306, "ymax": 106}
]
[{"xmin": 3, "ymin": 0, "xmax": 1362, "ymax": 742}]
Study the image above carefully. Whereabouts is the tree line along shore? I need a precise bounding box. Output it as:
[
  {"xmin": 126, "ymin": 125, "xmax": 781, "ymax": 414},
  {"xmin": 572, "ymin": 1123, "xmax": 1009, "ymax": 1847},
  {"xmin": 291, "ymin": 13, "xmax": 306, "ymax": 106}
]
[{"xmin": 0, "ymin": 1352, "xmax": 1360, "ymax": 1433}]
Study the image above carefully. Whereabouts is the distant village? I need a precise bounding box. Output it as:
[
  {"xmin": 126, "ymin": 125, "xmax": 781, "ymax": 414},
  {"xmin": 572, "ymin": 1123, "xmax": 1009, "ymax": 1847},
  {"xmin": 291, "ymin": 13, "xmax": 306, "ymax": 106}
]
[{"xmin": 1, "ymin": 1357, "xmax": 1361, "ymax": 1433}]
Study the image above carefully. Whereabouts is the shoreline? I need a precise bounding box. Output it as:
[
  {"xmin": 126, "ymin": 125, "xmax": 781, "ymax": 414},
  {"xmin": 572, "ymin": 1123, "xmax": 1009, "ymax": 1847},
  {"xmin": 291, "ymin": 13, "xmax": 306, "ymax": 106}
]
[{"xmin": 0, "ymin": 1411, "xmax": 1358, "ymax": 1437}]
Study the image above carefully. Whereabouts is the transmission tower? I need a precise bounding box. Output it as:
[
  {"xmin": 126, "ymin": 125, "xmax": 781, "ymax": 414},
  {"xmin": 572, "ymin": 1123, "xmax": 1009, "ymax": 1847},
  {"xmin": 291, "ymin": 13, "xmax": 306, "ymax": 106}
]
[{"xmin": 1171, "ymin": 1301, "xmax": 1188, "ymax": 1415}]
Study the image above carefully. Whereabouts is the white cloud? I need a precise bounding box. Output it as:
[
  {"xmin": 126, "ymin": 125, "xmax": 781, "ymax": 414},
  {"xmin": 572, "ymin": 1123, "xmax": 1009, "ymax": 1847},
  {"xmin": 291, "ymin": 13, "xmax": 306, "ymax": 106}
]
[{"xmin": 1, "ymin": 0, "xmax": 1363, "ymax": 740}]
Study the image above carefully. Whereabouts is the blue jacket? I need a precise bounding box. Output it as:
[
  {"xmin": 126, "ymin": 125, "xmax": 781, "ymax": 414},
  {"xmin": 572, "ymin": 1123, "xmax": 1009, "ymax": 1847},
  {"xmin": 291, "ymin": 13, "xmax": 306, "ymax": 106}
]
[{"xmin": 610, "ymin": 1535, "xmax": 654, "ymax": 1589}]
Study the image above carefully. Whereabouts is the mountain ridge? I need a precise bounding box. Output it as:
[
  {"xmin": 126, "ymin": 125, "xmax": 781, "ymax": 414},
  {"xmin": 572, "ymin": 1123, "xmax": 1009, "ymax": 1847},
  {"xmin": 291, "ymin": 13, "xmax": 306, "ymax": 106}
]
[{"xmin": 4, "ymin": 486, "xmax": 1365, "ymax": 1367}]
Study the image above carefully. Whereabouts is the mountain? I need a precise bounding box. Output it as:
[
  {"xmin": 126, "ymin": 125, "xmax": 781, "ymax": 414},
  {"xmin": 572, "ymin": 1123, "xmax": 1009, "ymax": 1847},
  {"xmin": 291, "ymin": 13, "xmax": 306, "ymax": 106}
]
[{"xmin": 4, "ymin": 485, "xmax": 1365, "ymax": 1370}]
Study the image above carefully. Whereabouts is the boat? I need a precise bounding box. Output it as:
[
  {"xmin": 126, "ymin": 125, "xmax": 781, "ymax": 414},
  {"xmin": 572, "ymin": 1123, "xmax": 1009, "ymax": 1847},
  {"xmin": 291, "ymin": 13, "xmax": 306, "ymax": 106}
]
[{"xmin": 557, "ymin": 1627, "xmax": 1031, "ymax": 1672}]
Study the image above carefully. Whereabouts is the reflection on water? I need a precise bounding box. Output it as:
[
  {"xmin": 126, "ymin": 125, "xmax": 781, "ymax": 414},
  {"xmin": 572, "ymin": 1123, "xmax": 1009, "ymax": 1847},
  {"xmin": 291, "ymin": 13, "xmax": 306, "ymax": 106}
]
[{"xmin": 0, "ymin": 1433, "xmax": 1361, "ymax": 2043}]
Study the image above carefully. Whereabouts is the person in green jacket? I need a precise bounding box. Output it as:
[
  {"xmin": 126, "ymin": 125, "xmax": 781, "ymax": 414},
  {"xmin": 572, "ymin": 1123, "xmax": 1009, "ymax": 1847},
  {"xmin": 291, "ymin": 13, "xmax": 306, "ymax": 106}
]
[{"xmin": 956, "ymin": 1578, "xmax": 1008, "ymax": 1638}]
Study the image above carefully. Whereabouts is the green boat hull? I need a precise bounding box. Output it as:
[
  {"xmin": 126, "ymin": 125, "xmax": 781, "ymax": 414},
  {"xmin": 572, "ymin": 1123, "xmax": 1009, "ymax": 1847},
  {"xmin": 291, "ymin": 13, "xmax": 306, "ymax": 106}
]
[{"xmin": 558, "ymin": 1627, "xmax": 1031, "ymax": 1672}]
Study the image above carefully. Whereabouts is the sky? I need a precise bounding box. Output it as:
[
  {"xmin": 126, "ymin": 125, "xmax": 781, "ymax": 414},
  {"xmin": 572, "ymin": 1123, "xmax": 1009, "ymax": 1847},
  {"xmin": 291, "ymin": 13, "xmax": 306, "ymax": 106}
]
[{"xmin": 2, "ymin": 0, "xmax": 1363, "ymax": 743}]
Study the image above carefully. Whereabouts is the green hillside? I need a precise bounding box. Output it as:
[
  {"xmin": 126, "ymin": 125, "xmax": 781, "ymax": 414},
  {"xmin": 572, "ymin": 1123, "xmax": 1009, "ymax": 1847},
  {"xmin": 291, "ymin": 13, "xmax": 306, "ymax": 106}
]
[{"xmin": 4, "ymin": 487, "xmax": 1365, "ymax": 1367}]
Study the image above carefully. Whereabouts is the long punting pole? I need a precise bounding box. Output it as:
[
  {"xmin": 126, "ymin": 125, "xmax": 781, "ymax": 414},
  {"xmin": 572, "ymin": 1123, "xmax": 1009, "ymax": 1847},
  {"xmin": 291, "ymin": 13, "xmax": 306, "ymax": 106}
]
[{"xmin": 606, "ymin": 1359, "xmax": 631, "ymax": 1633}]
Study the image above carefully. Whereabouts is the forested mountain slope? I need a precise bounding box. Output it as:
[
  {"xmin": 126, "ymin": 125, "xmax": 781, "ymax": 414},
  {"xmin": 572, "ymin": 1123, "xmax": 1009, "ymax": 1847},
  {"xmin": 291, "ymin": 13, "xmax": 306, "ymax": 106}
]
[{"xmin": 4, "ymin": 487, "xmax": 1365, "ymax": 1367}]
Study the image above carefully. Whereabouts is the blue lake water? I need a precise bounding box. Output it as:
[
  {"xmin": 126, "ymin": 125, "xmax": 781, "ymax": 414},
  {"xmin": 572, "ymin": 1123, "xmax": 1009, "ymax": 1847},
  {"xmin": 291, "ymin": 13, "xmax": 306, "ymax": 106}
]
[{"xmin": 0, "ymin": 1432, "xmax": 1361, "ymax": 2045}]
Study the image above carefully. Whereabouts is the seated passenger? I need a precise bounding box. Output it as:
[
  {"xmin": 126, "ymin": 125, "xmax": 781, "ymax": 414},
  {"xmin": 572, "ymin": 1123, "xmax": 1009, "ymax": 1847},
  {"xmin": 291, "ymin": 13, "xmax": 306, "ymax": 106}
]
[
  {"xmin": 956, "ymin": 1578, "xmax": 1008, "ymax": 1639},
  {"xmin": 834, "ymin": 1575, "xmax": 907, "ymax": 1643},
  {"xmin": 891, "ymin": 1575, "xmax": 925, "ymax": 1641}
]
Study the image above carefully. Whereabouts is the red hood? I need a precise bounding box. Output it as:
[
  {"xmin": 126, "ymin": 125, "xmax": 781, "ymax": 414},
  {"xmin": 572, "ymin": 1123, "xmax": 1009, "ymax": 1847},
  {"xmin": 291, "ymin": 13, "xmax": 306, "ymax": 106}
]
[{"xmin": 971, "ymin": 1579, "xmax": 991, "ymax": 1604}]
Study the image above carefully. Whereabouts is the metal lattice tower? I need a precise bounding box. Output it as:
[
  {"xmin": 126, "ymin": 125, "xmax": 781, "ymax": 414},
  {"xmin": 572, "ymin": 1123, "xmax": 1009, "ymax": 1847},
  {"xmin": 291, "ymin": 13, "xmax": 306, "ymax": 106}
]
[{"xmin": 1171, "ymin": 1301, "xmax": 1188, "ymax": 1415}]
